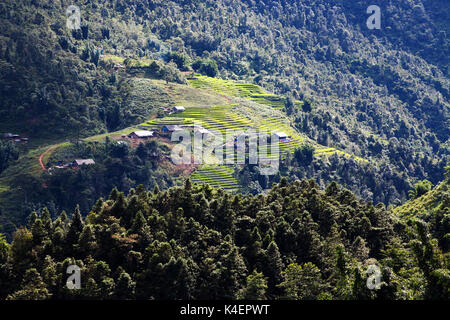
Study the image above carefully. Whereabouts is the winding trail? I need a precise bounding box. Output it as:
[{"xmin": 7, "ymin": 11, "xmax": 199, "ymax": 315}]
[{"xmin": 38, "ymin": 146, "xmax": 57, "ymax": 171}]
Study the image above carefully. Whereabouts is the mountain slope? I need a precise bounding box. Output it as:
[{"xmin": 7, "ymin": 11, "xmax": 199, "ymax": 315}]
[{"xmin": 0, "ymin": 0, "xmax": 448, "ymax": 231}]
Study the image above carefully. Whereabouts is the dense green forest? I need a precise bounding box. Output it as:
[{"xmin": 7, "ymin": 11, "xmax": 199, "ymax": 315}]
[
  {"xmin": 1, "ymin": 0, "xmax": 448, "ymax": 143},
  {"xmin": 0, "ymin": 0, "xmax": 448, "ymax": 227},
  {"xmin": 0, "ymin": 0, "xmax": 448, "ymax": 300},
  {"xmin": 0, "ymin": 141, "xmax": 18, "ymax": 174},
  {"xmin": 0, "ymin": 168, "xmax": 448, "ymax": 300}
]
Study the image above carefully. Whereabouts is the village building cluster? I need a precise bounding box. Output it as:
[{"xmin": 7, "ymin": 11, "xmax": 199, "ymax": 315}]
[
  {"xmin": 159, "ymin": 105, "xmax": 186, "ymax": 115},
  {"xmin": 45, "ymin": 104, "xmax": 291, "ymax": 171},
  {"xmin": 128, "ymin": 130, "xmax": 155, "ymax": 139},
  {"xmin": 49, "ymin": 159, "xmax": 96, "ymax": 172},
  {"xmin": 127, "ymin": 106, "xmax": 212, "ymax": 140},
  {"xmin": 2, "ymin": 133, "xmax": 29, "ymax": 144}
]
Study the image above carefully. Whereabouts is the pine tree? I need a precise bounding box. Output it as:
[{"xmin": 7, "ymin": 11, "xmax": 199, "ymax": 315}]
[
  {"xmin": 31, "ymin": 219, "xmax": 46, "ymax": 245},
  {"xmin": 28, "ymin": 211, "xmax": 38, "ymax": 227},
  {"xmin": 0, "ymin": 233, "xmax": 8, "ymax": 264},
  {"xmin": 110, "ymin": 192, "xmax": 127, "ymax": 219},
  {"xmin": 78, "ymin": 224, "xmax": 97, "ymax": 256},
  {"xmin": 130, "ymin": 211, "xmax": 148, "ymax": 235},
  {"xmin": 261, "ymin": 241, "xmax": 284, "ymax": 295},
  {"xmin": 6, "ymin": 269, "xmax": 51, "ymax": 300},
  {"xmin": 10, "ymin": 228, "xmax": 34, "ymax": 273},
  {"xmin": 279, "ymin": 263, "xmax": 324, "ymax": 300},
  {"xmin": 114, "ymin": 271, "xmax": 136, "ymax": 299},
  {"xmin": 41, "ymin": 207, "xmax": 53, "ymax": 234},
  {"xmin": 237, "ymin": 270, "xmax": 268, "ymax": 300},
  {"xmin": 66, "ymin": 206, "xmax": 84, "ymax": 251}
]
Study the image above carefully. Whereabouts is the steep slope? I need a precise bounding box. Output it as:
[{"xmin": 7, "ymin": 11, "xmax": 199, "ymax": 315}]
[
  {"xmin": 394, "ymin": 167, "xmax": 449, "ymax": 257},
  {"xmin": 394, "ymin": 177, "xmax": 449, "ymax": 219},
  {"xmin": 0, "ymin": 1, "xmax": 183, "ymax": 140},
  {"xmin": 0, "ymin": 0, "xmax": 447, "ymax": 193},
  {"xmin": 0, "ymin": 0, "xmax": 448, "ymax": 230},
  {"xmin": 1, "ymin": 177, "xmax": 448, "ymax": 300}
]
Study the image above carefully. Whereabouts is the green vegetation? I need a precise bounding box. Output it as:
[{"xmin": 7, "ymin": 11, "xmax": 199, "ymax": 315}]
[
  {"xmin": 408, "ymin": 180, "xmax": 434, "ymax": 200},
  {"xmin": 191, "ymin": 166, "xmax": 240, "ymax": 192},
  {"xmin": 157, "ymin": 80, "xmax": 230, "ymax": 107},
  {"xmin": 188, "ymin": 74, "xmax": 299, "ymax": 110},
  {"xmin": 0, "ymin": 0, "xmax": 447, "ymax": 226},
  {"xmin": 141, "ymin": 93, "xmax": 366, "ymax": 197},
  {"xmin": 0, "ymin": 0, "xmax": 448, "ymax": 301},
  {"xmin": 394, "ymin": 167, "xmax": 450, "ymax": 220},
  {"xmin": 192, "ymin": 59, "xmax": 219, "ymax": 77},
  {"xmin": 0, "ymin": 141, "xmax": 19, "ymax": 174},
  {"xmin": 0, "ymin": 177, "xmax": 448, "ymax": 300},
  {"xmin": 144, "ymin": 104, "xmax": 253, "ymax": 135},
  {"xmin": 294, "ymin": 145, "xmax": 315, "ymax": 167},
  {"xmin": 0, "ymin": 126, "xmax": 174, "ymax": 234}
]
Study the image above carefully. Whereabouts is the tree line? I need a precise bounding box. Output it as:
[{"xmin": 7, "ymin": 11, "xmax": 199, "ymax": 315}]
[{"xmin": 0, "ymin": 172, "xmax": 448, "ymax": 300}]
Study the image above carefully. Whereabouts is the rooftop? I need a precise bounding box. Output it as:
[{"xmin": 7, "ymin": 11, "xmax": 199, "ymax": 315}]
[
  {"xmin": 131, "ymin": 130, "xmax": 154, "ymax": 138},
  {"xmin": 74, "ymin": 159, "xmax": 95, "ymax": 166},
  {"xmin": 163, "ymin": 125, "xmax": 183, "ymax": 131},
  {"xmin": 273, "ymin": 132, "xmax": 288, "ymax": 138}
]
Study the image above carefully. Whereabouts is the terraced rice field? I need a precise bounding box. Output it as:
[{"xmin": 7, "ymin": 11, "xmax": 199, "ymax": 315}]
[
  {"xmin": 256, "ymin": 117, "xmax": 357, "ymax": 160},
  {"xmin": 140, "ymin": 76, "xmax": 367, "ymax": 191},
  {"xmin": 188, "ymin": 75, "xmax": 265, "ymax": 97},
  {"xmin": 143, "ymin": 117, "xmax": 195, "ymax": 127},
  {"xmin": 257, "ymin": 117, "xmax": 304, "ymax": 157},
  {"xmin": 190, "ymin": 165, "xmax": 240, "ymax": 191},
  {"xmin": 314, "ymin": 147, "xmax": 341, "ymax": 156},
  {"xmin": 188, "ymin": 74, "xmax": 294, "ymax": 110},
  {"xmin": 250, "ymin": 94, "xmax": 286, "ymax": 109},
  {"xmin": 314, "ymin": 147, "xmax": 368, "ymax": 162},
  {"xmin": 143, "ymin": 106, "xmax": 345, "ymax": 161},
  {"xmin": 143, "ymin": 104, "xmax": 253, "ymax": 135}
]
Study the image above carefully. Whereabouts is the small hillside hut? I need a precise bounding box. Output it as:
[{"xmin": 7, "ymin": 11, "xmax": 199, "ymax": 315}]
[
  {"xmin": 128, "ymin": 130, "xmax": 154, "ymax": 139},
  {"xmin": 173, "ymin": 106, "xmax": 185, "ymax": 113}
]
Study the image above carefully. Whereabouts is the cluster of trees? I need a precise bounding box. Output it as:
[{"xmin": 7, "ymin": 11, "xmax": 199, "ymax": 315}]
[
  {"xmin": 237, "ymin": 143, "xmax": 447, "ymax": 206},
  {"xmin": 41, "ymin": 139, "xmax": 179, "ymax": 218},
  {"xmin": 0, "ymin": 1, "xmax": 447, "ymax": 183},
  {"xmin": 191, "ymin": 58, "xmax": 219, "ymax": 77},
  {"xmin": 0, "ymin": 140, "xmax": 18, "ymax": 174},
  {"xmin": 1, "ymin": 139, "xmax": 178, "ymax": 232},
  {"xmin": 0, "ymin": 0, "xmax": 448, "ymax": 275},
  {"xmin": 5, "ymin": 0, "xmax": 445, "ymax": 202},
  {"xmin": 2, "ymin": 0, "xmax": 447, "ymax": 148},
  {"xmin": 0, "ymin": 1, "xmax": 178, "ymax": 139},
  {"xmin": 0, "ymin": 174, "xmax": 448, "ymax": 300}
]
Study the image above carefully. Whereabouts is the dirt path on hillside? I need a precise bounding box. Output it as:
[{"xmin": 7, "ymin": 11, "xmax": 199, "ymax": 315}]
[{"xmin": 38, "ymin": 146, "xmax": 57, "ymax": 171}]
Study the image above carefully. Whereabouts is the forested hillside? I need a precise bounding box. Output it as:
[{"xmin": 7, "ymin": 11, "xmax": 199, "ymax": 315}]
[
  {"xmin": 3, "ymin": 0, "xmax": 447, "ymax": 143},
  {"xmin": 0, "ymin": 0, "xmax": 449, "ymax": 237},
  {"xmin": 0, "ymin": 0, "xmax": 183, "ymax": 139},
  {"xmin": 0, "ymin": 174, "xmax": 448, "ymax": 300},
  {"xmin": 0, "ymin": 0, "xmax": 449, "ymax": 301}
]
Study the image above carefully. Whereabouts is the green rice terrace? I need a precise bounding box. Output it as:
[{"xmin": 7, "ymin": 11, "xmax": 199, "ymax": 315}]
[
  {"xmin": 187, "ymin": 74, "xmax": 302, "ymax": 110},
  {"xmin": 0, "ymin": 70, "xmax": 370, "ymax": 223},
  {"xmin": 1, "ymin": 66, "xmax": 366, "ymax": 197},
  {"xmin": 140, "ymin": 85, "xmax": 366, "ymax": 191},
  {"xmin": 0, "ymin": 71, "xmax": 365, "ymax": 198},
  {"xmin": 142, "ymin": 103, "xmax": 362, "ymax": 161},
  {"xmin": 143, "ymin": 104, "xmax": 252, "ymax": 134},
  {"xmin": 190, "ymin": 165, "xmax": 240, "ymax": 192}
]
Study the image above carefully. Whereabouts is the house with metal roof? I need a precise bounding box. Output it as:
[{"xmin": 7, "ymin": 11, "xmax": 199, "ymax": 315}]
[
  {"xmin": 173, "ymin": 106, "xmax": 185, "ymax": 113},
  {"xmin": 162, "ymin": 125, "xmax": 183, "ymax": 133},
  {"xmin": 128, "ymin": 130, "xmax": 154, "ymax": 139},
  {"xmin": 73, "ymin": 159, "xmax": 96, "ymax": 167}
]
